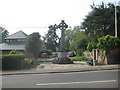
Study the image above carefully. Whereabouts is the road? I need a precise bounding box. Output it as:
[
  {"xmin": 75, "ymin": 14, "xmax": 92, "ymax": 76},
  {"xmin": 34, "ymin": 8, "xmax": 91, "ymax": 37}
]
[{"xmin": 2, "ymin": 70, "xmax": 119, "ymax": 88}]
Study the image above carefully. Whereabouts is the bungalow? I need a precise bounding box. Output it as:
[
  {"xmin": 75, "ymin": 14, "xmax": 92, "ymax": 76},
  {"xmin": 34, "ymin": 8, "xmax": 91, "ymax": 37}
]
[{"xmin": 0, "ymin": 31, "xmax": 28, "ymax": 55}]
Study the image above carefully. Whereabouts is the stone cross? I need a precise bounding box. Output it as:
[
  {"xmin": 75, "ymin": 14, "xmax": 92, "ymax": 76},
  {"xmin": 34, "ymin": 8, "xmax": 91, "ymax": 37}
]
[{"xmin": 58, "ymin": 20, "xmax": 68, "ymax": 52}]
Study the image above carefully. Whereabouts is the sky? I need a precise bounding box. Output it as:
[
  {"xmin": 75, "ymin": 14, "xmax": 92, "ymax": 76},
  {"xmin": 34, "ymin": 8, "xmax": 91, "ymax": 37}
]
[{"xmin": 0, "ymin": 0, "xmax": 116, "ymax": 37}]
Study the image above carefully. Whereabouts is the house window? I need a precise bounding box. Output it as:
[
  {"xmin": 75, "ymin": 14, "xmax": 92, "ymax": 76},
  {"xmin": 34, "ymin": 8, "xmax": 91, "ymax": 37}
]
[{"xmin": 21, "ymin": 39, "xmax": 26, "ymax": 41}]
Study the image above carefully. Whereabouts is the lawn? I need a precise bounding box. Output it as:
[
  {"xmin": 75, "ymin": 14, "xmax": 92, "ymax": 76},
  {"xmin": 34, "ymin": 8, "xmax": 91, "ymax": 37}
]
[
  {"xmin": 38, "ymin": 58, "xmax": 53, "ymax": 62},
  {"xmin": 69, "ymin": 56, "xmax": 87, "ymax": 61}
]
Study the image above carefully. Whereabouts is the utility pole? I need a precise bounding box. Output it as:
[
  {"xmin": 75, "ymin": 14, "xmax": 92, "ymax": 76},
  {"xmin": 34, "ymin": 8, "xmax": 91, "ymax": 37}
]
[{"xmin": 115, "ymin": 0, "xmax": 117, "ymax": 37}]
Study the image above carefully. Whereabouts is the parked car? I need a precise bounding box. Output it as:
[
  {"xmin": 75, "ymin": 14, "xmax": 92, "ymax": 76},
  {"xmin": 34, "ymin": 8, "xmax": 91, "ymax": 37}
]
[
  {"xmin": 41, "ymin": 53, "xmax": 49, "ymax": 58},
  {"xmin": 52, "ymin": 53, "xmax": 58, "ymax": 58},
  {"xmin": 86, "ymin": 58, "xmax": 98, "ymax": 65},
  {"xmin": 69, "ymin": 52, "xmax": 76, "ymax": 57}
]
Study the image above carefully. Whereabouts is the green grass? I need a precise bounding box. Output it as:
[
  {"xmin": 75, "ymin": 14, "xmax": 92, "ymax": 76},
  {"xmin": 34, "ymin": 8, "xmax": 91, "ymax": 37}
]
[
  {"xmin": 69, "ymin": 56, "xmax": 87, "ymax": 61},
  {"xmin": 38, "ymin": 58, "xmax": 53, "ymax": 62},
  {"xmin": 52, "ymin": 52, "xmax": 60, "ymax": 54},
  {"xmin": 24, "ymin": 58, "xmax": 53, "ymax": 62}
]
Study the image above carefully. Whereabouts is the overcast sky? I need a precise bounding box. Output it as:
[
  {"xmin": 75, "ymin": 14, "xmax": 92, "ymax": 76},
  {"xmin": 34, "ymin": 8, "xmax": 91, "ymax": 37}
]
[{"xmin": 0, "ymin": 0, "xmax": 116, "ymax": 36}]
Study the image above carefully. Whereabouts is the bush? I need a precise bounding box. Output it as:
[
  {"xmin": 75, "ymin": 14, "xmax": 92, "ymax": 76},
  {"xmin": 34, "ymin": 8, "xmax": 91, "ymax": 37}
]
[
  {"xmin": 9, "ymin": 50, "xmax": 22, "ymax": 54},
  {"xmin": 69, "ymin": 56, "xmax": 87, "ymax": 61},
  {"xmin": 10, "ymin": 50, "xmax": 17, "ymax": 54},
  {"xmin": 22, "ymin": 58, "xmax": 33, "ymax": 69},
  {"xmin": 47, "ymin": 50, "xmax": 52, "ymax": 55},
  {"xmin": 1, "ymin": 54, "xmax": 32, "ymax": 70}
]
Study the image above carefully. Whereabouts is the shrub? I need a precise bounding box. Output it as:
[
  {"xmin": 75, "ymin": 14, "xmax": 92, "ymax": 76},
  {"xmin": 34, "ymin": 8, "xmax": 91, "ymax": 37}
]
[
  {"xmin": 9, "ymin": 50, "xmax": 22, "ymax": 54},
  {"xmin": 47, "ymin": 50, "xmax": 52, "ymax": 55},
  {"xmin": 98, "ymin": 35, "xmax": 120, "ymax": 54},
  {"xmin": 1, "ymin": 54, "xmax": 32, "ymax": 70},
  {"xmin": 22, "ymin": 58, "xmax": 33, "ymax": 69},
  {"xmin": 10, "ymin": 50, "xmax": 17, "ymax": 54}
]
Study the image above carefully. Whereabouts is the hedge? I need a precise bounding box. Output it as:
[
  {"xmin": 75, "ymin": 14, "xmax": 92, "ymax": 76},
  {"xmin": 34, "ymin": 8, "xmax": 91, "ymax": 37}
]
[{"xmin": 1, "ymin": 54, "xmax": 32, "ymax": 70}]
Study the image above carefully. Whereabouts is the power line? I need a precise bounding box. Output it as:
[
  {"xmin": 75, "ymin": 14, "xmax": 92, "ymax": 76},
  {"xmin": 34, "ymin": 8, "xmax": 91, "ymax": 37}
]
[{"xmin": 5, "ymin": 27, "xmax": 48, "ymax": 28}]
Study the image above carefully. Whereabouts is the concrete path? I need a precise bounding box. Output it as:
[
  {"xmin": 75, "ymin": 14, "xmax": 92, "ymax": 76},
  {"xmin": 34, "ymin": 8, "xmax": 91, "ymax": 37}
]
[{"xmin": 1, "ymin": 61, "xmax": 119, "ymax": 75}]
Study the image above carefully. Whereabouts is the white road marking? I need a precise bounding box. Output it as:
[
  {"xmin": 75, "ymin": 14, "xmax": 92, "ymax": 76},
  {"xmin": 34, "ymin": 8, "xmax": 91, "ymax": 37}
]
[{"xmin": 36, "ymin": 80, "xmax": 117, "ymax": 86}]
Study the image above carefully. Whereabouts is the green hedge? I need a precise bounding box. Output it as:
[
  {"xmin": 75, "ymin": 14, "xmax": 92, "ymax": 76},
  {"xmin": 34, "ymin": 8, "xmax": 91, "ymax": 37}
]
[
  {"xmin": 1, "ymin": 54, "xmax": 32, "ymax": 70},
  {"xmin": 69, "ymin": 56, "xmax": 87, "ymax": 61}
]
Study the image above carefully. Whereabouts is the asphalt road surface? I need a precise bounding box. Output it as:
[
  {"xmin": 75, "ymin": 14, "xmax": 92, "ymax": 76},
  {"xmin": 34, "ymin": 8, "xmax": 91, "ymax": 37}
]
[{"xmin": 2, "ymin": 70, "xmax": 119, "ymax": 88}]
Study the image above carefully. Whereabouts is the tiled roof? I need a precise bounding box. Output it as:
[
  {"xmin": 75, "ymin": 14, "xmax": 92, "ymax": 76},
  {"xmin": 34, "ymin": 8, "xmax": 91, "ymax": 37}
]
[
  {"xmin": 0, "ymin": 43, "xmax": 25, "ymax": 50},
  {"xmin": 5, "ymin": 30, "xmax": 28, "ymax": 39}
]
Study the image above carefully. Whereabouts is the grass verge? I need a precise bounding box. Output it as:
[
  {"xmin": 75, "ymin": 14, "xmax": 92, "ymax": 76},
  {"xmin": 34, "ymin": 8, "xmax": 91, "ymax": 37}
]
[{"xmin": 69, "ymin": 56, "xmax": 87, "ymax": 61}]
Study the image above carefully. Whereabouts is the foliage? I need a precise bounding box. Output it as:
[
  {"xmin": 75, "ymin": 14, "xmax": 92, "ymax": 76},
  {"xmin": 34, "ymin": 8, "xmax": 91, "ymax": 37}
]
[
  {"xmin": 87, "ymin": 35, "xmax": 120, "ymax": 53},
  {"xmin": 0, "ymin": 27, "xmax": 9, "ymax": 43},
  {"xmin": 43, "ymin": 25, "xmax": 59, "ymax": 52},
  {"xmin": 47, "ymin": 50, "xmax": 52, "ymax": 55},
  {"xmin": 87, "ymin": 42, "xmax": 98, "ymax": 52},
  {"xmin": 97, "ymin": 35, "xmax": 120, "ymax": 54},
  {"xmin": 1, "ymin": 54, "xmax": 32, "ymax": 70},
  {"xmin": 25, "ymin": 32, "xmax": 41, "ymax": 58},
  {"xmin": 10, "ymin": 50, "xmax": 17, "ymax": 54},
  {"xmin": 70, "ymin": 31, "xmax": 90, "ymax": 55},
  {"xmin": 69, "ymin": 56, "xmax": 87, "ymax": 61},
  {"xmin": 9, "ymin": 50, "xmax": 22, "ymax": 54},
  {"xmin": 64, "ymin": 26, "xmax": 81, "ymax": 51},
  {"xmin": 82, "ymin": 2, "xmax": 120, "ymax": 40}
]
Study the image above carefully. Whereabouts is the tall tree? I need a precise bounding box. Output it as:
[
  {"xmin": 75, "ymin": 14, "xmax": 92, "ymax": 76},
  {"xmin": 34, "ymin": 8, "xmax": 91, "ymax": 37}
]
[
  {"xmin": 0, "ymin": 27, "xmax": 9, "ymax": 43},
  {"xmin": 64, "ymin": 26, "xmax": 81, "ymax": 51},
  {"xmin": 70, "ymin": 31, "xmax": 90, "ymax": 55},
  {"xmin": 25, "ymin": 32, "xmax": 41, "ymax": 58},
  {"xmin": 82, "ymin": 2, "xmax": 120, "ymax": 40},
  {"xmin": 44, "ymin": 25, "xmax": 59, "ymax": 51}
]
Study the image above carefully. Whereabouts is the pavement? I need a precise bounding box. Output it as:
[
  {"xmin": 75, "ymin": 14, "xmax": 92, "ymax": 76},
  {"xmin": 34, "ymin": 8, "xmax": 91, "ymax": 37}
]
[{"xmin": 1, "ymin": 61, "xmax": 120, "ymax": 75}]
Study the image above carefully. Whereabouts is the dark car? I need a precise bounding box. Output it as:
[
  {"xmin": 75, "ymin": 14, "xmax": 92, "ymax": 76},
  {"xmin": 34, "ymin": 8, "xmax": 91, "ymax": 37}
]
[
  {"xmin": 69, "ymin": 52, "xmax": 76, "ymax": 57},
  {"xmin": 86, "ymin": 58, "xmax": 98, "ymax": 65}
]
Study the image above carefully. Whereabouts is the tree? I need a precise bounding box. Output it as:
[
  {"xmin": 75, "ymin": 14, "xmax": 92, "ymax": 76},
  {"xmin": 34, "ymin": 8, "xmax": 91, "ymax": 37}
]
[
  {"xmin": 82, "ymin": 2, "xmax": 120, "ymax": 40},
  {"xmin": 65, "ymin": 26, "xmax": 81, "ymax": 51},
  {"xmin": 70, "ymin": 31, "xmax": 90, "ymax": 55},
  {"xmin": 44, "ymin": 25, "xmax": 59, "ymax": 51},
  {"xmin": 25, "ymin": 32, "xmax": 41, "ymax": 58},
  {"xmin": 0, "ymin": 27, "xmax": 9, "ymax": 43}
]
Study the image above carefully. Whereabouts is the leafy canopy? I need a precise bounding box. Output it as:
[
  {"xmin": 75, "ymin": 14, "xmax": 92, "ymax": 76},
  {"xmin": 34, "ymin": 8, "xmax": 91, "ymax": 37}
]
[
  {"xmin": 0, "ymin": 27, "xmax": 9, "ymax": 43},
  {"xmin": 43, "ymin": 25, "xmax": 59, "ymax": 51},
  {"xmin": 25, "ymin": 32, "xmax": 41, "ymax": 58},
  {"xmin": 82, "ymin": 2, "xmax": 120, "ymax": 40}
]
